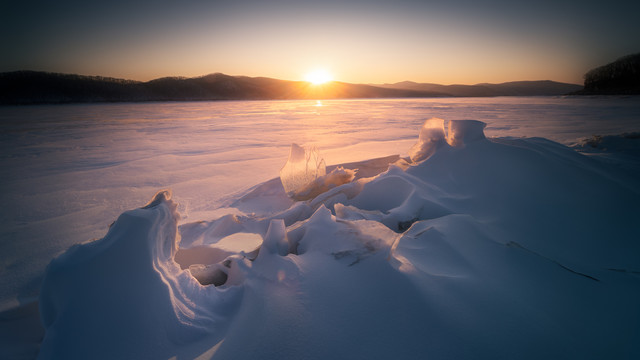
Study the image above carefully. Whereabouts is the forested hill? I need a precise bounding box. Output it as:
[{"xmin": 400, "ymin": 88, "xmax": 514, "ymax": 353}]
[
  {"xmin": 1, "ymin": 71, "xmax": 580, "ymax": 104},
  {"xmin": 0, "ymin": 71, "xmax": 443, "ymax": 104},
  {"xmin": 575, "ymin": 53, "xmax": 640, "ymax": 95}
]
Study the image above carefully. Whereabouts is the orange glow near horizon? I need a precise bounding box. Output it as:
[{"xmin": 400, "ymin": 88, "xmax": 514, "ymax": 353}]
[
  {"xmin": 7, "ymin": 0, "xmax": 634, "ymax": 86},
  {"xmin": 305, "ymin": 69, "xmax": 334, "ymax": 85}
]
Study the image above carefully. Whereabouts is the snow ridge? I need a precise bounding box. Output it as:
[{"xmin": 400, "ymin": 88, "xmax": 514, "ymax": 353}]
[{"xmin": 37, "ymin": 119, "xmax": 640, "ymax": 359}]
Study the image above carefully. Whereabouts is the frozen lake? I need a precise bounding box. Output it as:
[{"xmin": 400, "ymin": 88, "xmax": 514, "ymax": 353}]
[{"xmin": 1, "ymin": 96, "xmax": 640, "ymax": 311}]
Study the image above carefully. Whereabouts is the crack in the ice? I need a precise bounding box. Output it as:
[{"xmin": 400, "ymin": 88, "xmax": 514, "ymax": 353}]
[{"xmin": 506, "ymin": 241, "xmax": 599, "ymax": 282}]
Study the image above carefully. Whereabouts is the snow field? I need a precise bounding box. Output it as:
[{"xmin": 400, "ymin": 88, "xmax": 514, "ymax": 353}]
[{"xmin": 36, "ymin": 118, "xmax": 640, "ymax": 359}]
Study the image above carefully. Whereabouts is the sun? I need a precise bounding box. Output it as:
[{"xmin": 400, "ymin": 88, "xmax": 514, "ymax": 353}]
[{"xmin": 305, "ymin": 69, "xmax": 333, "ymax": 85}]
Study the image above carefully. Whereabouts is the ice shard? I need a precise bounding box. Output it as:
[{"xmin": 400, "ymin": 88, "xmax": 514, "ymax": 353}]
[
  {"xmin": 447, "ymin": 119, "xmax": 487, "ymax": 147},
  {"xmin": 279, "ymin": 143, "xmax": 327, "ymax": 197},
  {"xmin": 409, "ymin": 118, "xmax": 448, "ymax": 163}
]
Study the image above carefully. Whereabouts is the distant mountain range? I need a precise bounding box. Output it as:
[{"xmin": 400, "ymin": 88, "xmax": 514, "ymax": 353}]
[
  {"xmin": 373, "ymin": 80, "xmax": 581, "ymax": 97},
  {"xmin": 0, "ymin": 70, "xmax": 582, "ymax": 105}
]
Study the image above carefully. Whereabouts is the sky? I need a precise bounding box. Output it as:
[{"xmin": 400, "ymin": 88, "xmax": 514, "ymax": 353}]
[{"xmin": 2, "ymin": 0, "xmax": 639, "ymax": 85}]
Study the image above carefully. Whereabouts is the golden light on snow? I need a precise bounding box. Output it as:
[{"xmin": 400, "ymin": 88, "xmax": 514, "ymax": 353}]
[{"xmin": 305, "ymin": 69, "xmax": 333, "ymax": 85}]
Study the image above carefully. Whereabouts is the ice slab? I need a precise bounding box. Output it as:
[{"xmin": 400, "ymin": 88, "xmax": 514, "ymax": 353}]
[{"xmin": 279, "ymin": 143, "xmax": 326, "ymax": 196}]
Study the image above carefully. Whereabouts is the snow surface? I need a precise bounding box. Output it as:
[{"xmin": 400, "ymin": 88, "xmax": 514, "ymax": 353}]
[{"xmin": 1, "ymin": 97, "xmax": 640, "ymax": 359}]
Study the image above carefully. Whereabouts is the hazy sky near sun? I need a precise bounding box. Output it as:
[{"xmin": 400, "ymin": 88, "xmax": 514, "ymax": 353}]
[{"xmin": 2, "ymin": 0, "xmax": 639, "ymax": 84}]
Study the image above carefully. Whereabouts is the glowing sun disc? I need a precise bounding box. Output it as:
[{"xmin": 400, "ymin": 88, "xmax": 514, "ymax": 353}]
[{"xmin": 305, "ymin": 69, "xmax": 333, "ymax": 85}]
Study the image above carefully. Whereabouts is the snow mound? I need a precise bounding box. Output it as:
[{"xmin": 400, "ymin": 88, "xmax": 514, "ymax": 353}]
[
  {"xmin": 409, "ymin": 118, "xmax": 488, "ymax": 162},
  {"xmin": 574, "ymin": 132, "xmax": 640, "ymax": 154},
  {"xmin": 573, "ymin": 132, "xmax": 640, "ymax": 175},
  {"xmin": 38, "ymin": 191, "xmax": 242, "ymax": 359},
  {"xmin": 37, "ymin": 118, "xmax": 640, "ymax": 359}
]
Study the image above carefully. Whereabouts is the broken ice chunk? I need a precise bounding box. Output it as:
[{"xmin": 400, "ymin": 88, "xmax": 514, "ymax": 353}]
[
  {"xmin": 447, "ymin": 120, "xmax": 487, "ymax": 147},
  {"xmin": 409, "ymin": 118, "xmax": 447, "ymax": 163},
  {"xmin": 261, "ymin": 219, "xmax": 289, "ymax": 256},
  {"xmin": 280, "ymin": 143, "xmax": 327, "ymax": 196},
  {"xmin": 280, "ymin": 144, "xmax": 357, "ymax": 200},
  {"xmin": 292, "ymin": 166, "xmax": 357, "ymax": 201}
]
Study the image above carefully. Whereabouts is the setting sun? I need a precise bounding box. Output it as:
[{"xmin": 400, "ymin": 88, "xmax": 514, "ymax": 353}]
[{"xmin": 305, "ymin": 69, "xmax": 333, "ymax": 85}]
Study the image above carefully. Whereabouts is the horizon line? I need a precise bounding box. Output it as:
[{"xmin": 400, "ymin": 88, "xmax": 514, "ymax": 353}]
[{"xmin": 0, "ymin": 69, "xmax": 584, "ymax": 87}]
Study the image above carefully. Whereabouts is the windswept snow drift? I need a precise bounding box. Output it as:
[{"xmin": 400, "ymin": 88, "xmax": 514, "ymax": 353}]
[
  {"xmin": 38, "ymin": 191, "xmax": 242, "ymax": 359},
  {"xmin": 38, "ymin": 119, "xmax": 640, "ymax": 359}
]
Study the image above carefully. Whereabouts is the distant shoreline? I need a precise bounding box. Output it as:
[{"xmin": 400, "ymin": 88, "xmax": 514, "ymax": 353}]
[
  {"xmin": 0, "ymin": 71, "xmax": 582, "ymax": 105},
  {"xmin": 3, "ymin": 53, "xmax": 639, "ymax": 105},
  {"xmin": 6, "ymin": 94, "xmax": 640, "ymax": 108}
]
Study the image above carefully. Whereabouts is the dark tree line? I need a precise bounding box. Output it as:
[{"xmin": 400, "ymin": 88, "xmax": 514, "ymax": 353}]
[
  {"xmin": 0, "ymin": 71, "xmax": 150, "ymax": 104},
  {"xmin": 0, "ymin": 71, "xmax": 445, "ymax": 104},
  {"xmin": 0, "ymin": 69, "xmax": 590, "ymax": 105},
  {"xmin": 582, "ymin": 53, "xmax": 640, "ymax": 94}
]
